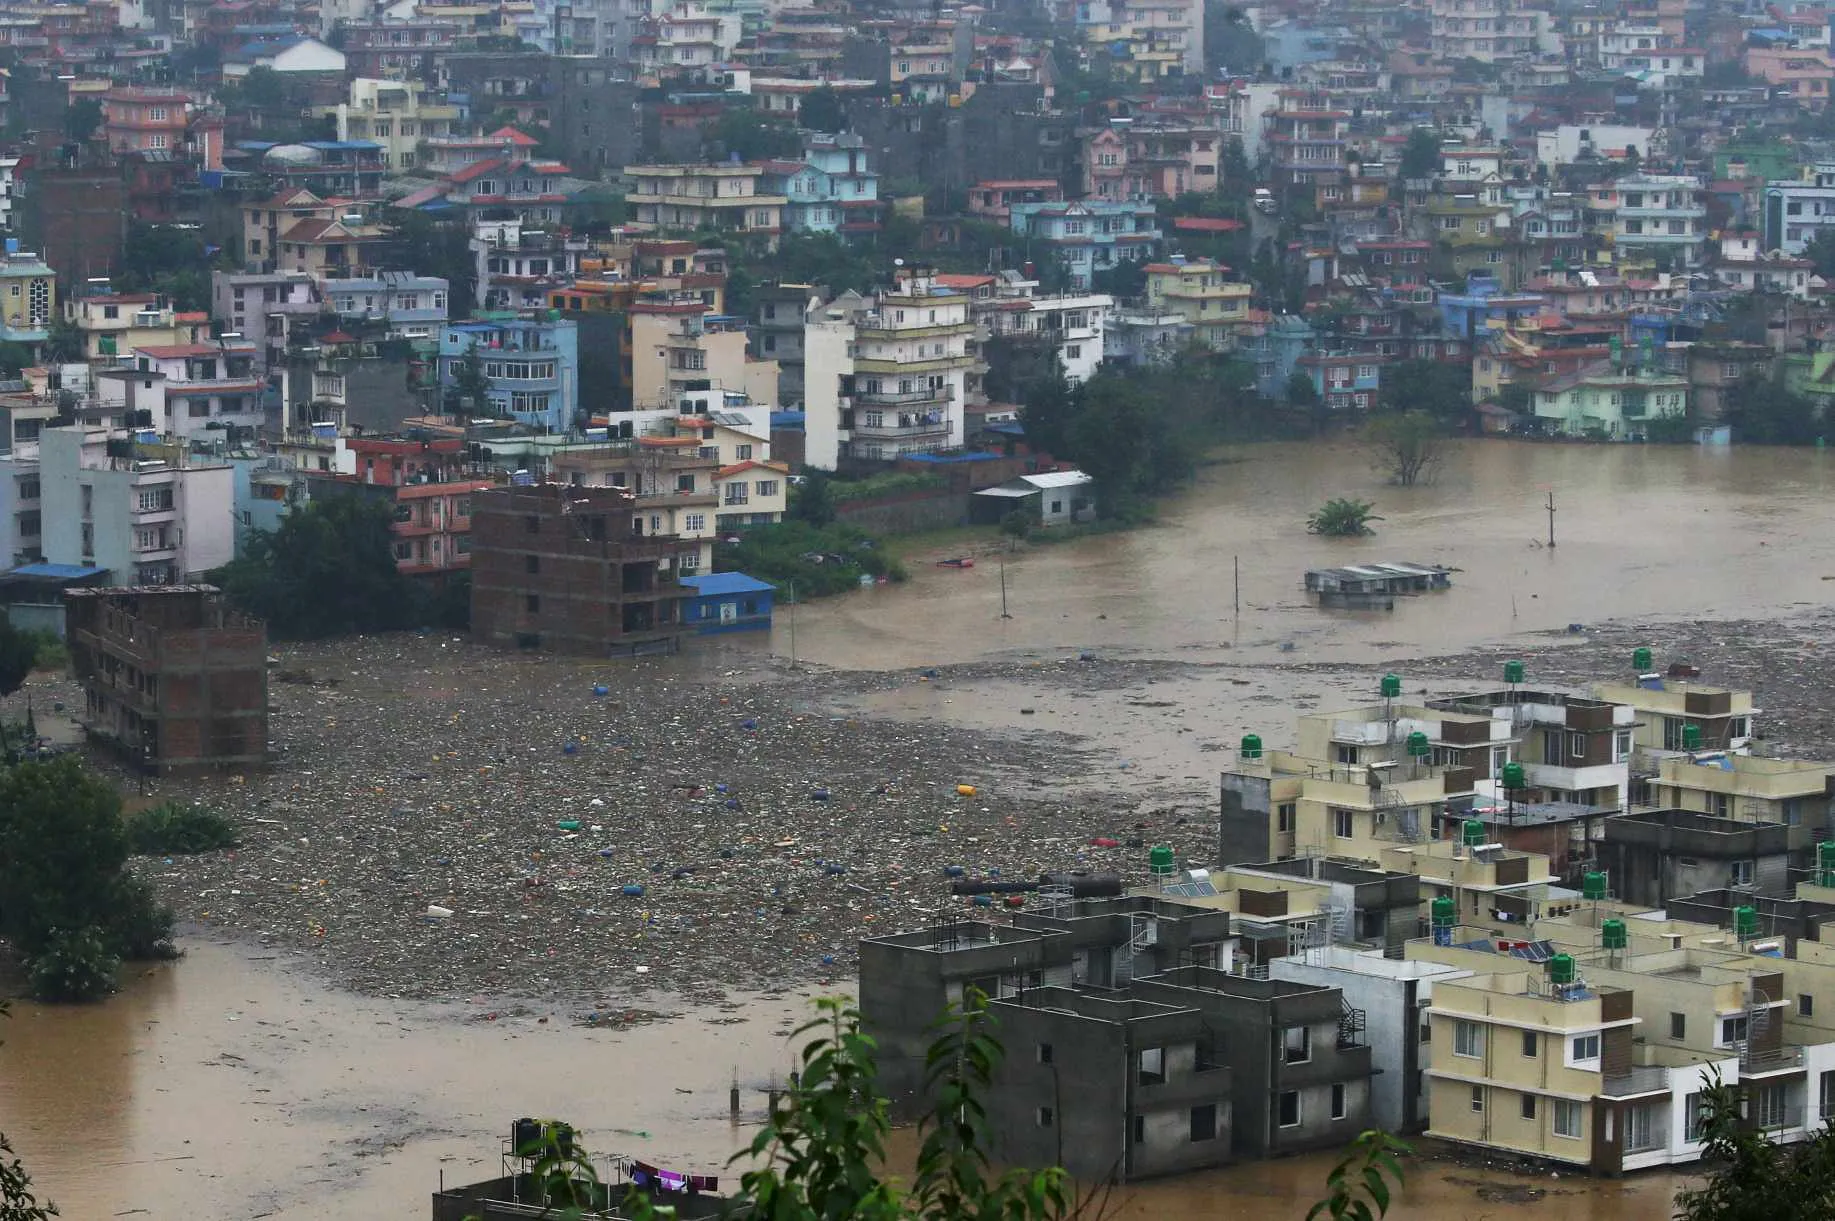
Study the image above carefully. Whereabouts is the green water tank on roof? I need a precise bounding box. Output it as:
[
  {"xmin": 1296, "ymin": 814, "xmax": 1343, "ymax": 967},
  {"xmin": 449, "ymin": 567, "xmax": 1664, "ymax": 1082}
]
[
  {"xmin": 1380, "ymin": 673, "xmax": 1402, "ymax": 698},
  {"xmin": 1504, "ymin": 659, "xmax": 1525, "ymax": 684},
  {"xmin": 1240, "ymin": 733, "xmax": 1263, "ymax": 759}
]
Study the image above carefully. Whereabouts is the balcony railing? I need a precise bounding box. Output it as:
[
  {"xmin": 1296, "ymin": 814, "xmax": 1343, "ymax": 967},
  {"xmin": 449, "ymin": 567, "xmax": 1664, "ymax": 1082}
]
[
  {"xmin": 853, "ymin": 384, "xmax": 954, "ymax": 407},
  {"xmin": 853, "ymin": 415, "xmax": 950, "ymax": 439},
  {"xmin": 1741, "ymin": 1045, "xmax": 1805, "ymax": 1074},
  {"xmin": 1603, "ymin": 1065, "xmax": 1669, "ymax": 1097}
]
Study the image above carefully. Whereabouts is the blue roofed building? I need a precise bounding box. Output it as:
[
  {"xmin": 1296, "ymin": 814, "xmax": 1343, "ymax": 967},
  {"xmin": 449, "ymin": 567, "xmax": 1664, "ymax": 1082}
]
[
  {"xmin": 1008, "ymin": 201, "xmax": 1161, "ymax": 290},
  {"xmin": 1438, "ymin": 275, "xmax": 1544, "ymax": 339},
  {"xmin": 679, "ymin": 572, "xmax": 775, "ymax": 632},
  {"xmin": 1251, "ymin": 314, "xmax": 1316, "ymax": 399},
  {"xmin": 437, "ymin": 317, "xmax": 578, "ymax": 432}
]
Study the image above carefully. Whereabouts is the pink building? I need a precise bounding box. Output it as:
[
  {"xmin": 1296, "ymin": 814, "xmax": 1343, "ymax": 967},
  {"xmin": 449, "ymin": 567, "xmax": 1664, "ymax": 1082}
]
[
  {"xmin": 318, "ymin": 437, "xmax": 495, "ymax": 577},
  {"xmin": 102, "ymin": 86, "xmax": 191, "ymax": 154},
  {"xmin": 1745, "ymin": 46, "xmax": 1835, "ymax": 109}
]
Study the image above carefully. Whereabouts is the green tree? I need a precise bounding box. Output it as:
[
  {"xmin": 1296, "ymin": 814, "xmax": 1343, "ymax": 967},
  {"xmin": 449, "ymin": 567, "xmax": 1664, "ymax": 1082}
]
[
  {"xmin": 999, "ymin": 508, "xmax": 1033, "ymax": 543},
  {"xmin": 1806, "ymin": 231, "xmax": 1835, "ymax": 281},
  {"xmin": 116, "ymin": 223, "xmax": 221, "ymax": 312},
  {"xmin": 1399, "ymin": 127, "xmax": 1442, "ymax": 180},
  {"xmin": 788, "ymin": 471, "xmax": 836, "ymax": 527},
  {"xmin": 706, "ymin": 107, "xmax": 801, "ymax": 162},
  {"xmin": 1309, "ymin": 1130, "xmax": 1410, "ymax": 1221},
  {"xmin": 451, "ymin": 347, "xmax": 492, "ymax": 416},
  {"xmin": 1308, "ymin": 497, "xmax": 1381, "ymax": 536},
  {"xmin": 1285, "ymin": 369, "xmax": 1321, "ymax": 407},
  {"xmin": 0, "ymin": 754, "xmax": 171, "ymax": 989},
  {"xmin": 1723, "ymin": 372, "xmax": 1820, "ymax": 445},
  {"xmin": 43, "ymin": 315, "xmax": 85, "ymax": 365},
  {"xmin": 384, "ymin": 213, "xmax": 476, "ymax": 318},
  {"xmin": 1089, "ymin": 258, "xmax": 1147, "ymax": 298},
  {"xmin": 798, "ymin": 87, "xmax": 847, "ymax": 134},
  {"xmin": 63, "ymin": 97, "xmax": 101, "ymax": 143},
  {"xmin": 1366, "ymin": 410, "xmax": 1446, "ymax": 486},
  {"xmin": 983, "ymin": 334, "xmax": 1062, "ymax": 405},
  {"xmin": 1379, "ymin": 358, "xmax": 1473, "ymax": 423},
  {"xmin": 1219, "ymin": 135, "xmax": 1254, "ymax": 200},
  {"xmin": 1017, "ymin": 362, "xmax": 1077, "ymax": 457},
  {"xmin": 237, "ymin": 65, "xmax": 286, "ymax": 111},
  {"xmin": 210, "ymin": 495, "xmax": 420, "ymax": 638},
  {"xmin": 1675, "ymin": 1074, "xmax": 1835, "ymax": 1221}
]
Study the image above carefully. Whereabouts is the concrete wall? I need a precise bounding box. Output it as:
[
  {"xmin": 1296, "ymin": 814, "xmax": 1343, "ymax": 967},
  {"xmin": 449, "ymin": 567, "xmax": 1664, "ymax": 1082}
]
[
  {"xmin": 1219, "ymin": 772, "xmax": 1273, "ymax": 866},
  {"xmin": 833, "ymin": 489, "xmax": 969, "ymax": 534},
  {"xmin": 984, "ymin": 1003, "xmax": 1131, "ymax": 1182}
]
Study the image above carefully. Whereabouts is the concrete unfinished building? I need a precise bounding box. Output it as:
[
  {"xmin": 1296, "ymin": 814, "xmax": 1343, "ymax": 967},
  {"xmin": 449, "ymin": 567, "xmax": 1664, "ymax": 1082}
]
[
  {"xmin": 469, "ymin": 483, "xmax": 694, "ymax": 656},
  {"xmin": 64, "ymin": 585, "xmax": 268, "ymax": 775},
  {"xmin": 860, "ymin": 894, "xmax": 1374, "ymax": 1182}
]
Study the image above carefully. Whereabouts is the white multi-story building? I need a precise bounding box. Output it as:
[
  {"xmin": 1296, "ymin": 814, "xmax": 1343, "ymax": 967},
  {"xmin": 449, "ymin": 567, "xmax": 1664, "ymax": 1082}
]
[
  {"xmin": 1763, "ymin": 164, "xmax": 1835, "ymax": 255},
  {"xmin": 320, "ymin": 77, "xmax": 462, "ymax": 172},
  {"xmin": 1612, "ymin": 173, "xmax": 1707, "ymax": 267},
  {"xmin": 802, "ymin": 271, "xmax": 975, "ymax": 469},
  {"xmin": 95, "ymin": 339, "xmax": 266, "ymax": 442},
  {"xmin": 38, "ymin": 426, "xmax": 234, "ymax": 585},
  {"xmin": 1428, "ymin": 0, "xmax": 1538, "ymax": 63}
]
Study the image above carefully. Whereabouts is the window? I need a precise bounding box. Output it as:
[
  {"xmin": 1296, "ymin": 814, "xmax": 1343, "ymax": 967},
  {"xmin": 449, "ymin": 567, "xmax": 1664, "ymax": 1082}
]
[
  {"xmin": 736, "ymin": 443, "xmax": 753, "ymax": 461},
  {"xmin": 756, "ymin": 480, "xmax": 779, "ymax": 498},
  {"xmin": 1132, "ymin": 1114, "xmax": 1144, "ymax": 1144},
  {"xmin": 1730, "ymin": 859, "xmax": 1754, "ymax": 887},
  {"xmin": 1720, "ymin": 1015, "xmax": 1748, "ymax": 1046},
  {"xmin": 1670, "ymin": 1013, "xmax": 1686, "ymax": 1040},
  {"xmin": 1568, "ymin": 732, "xmax": 1586, "ymax": 760},
  {"xmin": 1190, "ymin": 1103, "xmax": 1218, "ymax": 1142},
  {"xmin": 1756, "ymin": 1084, "xmax": 1789, "ymax": 1130},
  {"xmin": 1470, "ymin": 1085, "xmax": 1485, "ymax": 1113},
  {"xmin": 1037, "ymin": 1043, "xmax": 1053, "ymax": 1064},
  {"xmin": 1571, "ymin": 1034, "xmax": 1600, "ymax": 1062},
  {"xmin": 1277, "ymin": 802, "xmax": 1296, "ymax": 833},
  {"xmin": 1553, "ymin": 1100, "xmax": 1583, "ymax": 1139},
  {"xmin": 1615, "ymin": 729, "xmax": 1632, "ymax": 760},
  {"xmin": 1336, "ymin": 744, "xmax": 1357, "ymax": 765},
  {"xmin": 1331, "ymin": 1083, "xmax": 1347, "ymax": 1120},
  {"xmin": 1521, "ymin": 1031, "xmax": 1538, "ymax": 1058},
  {"xmin": 1686, "ymin": 1092, "xmax": 1708, "ymax": 1140},
  {"xmin": 684, "ymin": 513, "xmax": 705, "ymax": 532},
  {"xmin": 1454, "ymin": 1020, "xmax": 1483, "ymax": 1058},
  {"xmin": 1065, "ymin": 344, "xmax": 1082, "ymax": 360},
  {"xmin": 1036, "ymin": 1106, "xmax": 1053, "ymax": 1128},
  {"xmin": 1520, "ymin": 1094, "xmax": 1537, "ymax": 1120},
  {"xmin": 1333, "ymin": 808, "xmax": 1354, "ymax": 839},
  {"xmin": 1663, "ymin": 716, "xmax": 1690, "ymax": 751},
  {"xmin": 1356, "ymin": 364, "xmax": 1377, "ymax": 380},
  {"xmin": 1277, "ymin": 1091, "xmax": 1301, "ymax": 1128},
  {"xmin": 1542, "ymin": 728, "xmax": 1562, "ymax": 762},
  {"xmin": 1284, "ymin": 1025, "xmax": 1311, "ymax": 1064},
  {"xmin": 1803, "ymin": 994, "xmax": 1815, "ymax": 1017},
  {"xmin": 525, "ymin": 594, "xmax": 541, "ymax": 613},
  {"xmin": 524, "ymin": 554, "xmax": 540, "ymax": 575},
  {"xmin": 1822, "ymin": 1071, "xmax": 1835, "ymax": 1120},
  {"xmin": 1138, "ymin": 1047, "xmax": 1165, "ymax": 1085}
]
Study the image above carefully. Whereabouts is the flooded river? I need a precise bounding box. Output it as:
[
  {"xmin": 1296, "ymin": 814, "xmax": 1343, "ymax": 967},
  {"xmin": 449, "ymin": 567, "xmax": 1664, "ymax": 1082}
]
[
  {"xmin": 781, "ymin": 439, "xmax": 1835, "ymax": 671},
  {"xmin": 8, "ymin": 439, "xmax": 1811, "ymax": 1219}
]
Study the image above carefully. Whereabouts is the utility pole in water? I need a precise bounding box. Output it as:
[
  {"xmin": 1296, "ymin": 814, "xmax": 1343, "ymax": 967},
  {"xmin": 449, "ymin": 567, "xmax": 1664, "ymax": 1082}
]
[
  {"xmin": 999, "ymin": 557, "xmax": 1012, "ymax": 619},
  {"xmin": 1546, "ymin": 491, "xmax": 1557, "ymax": 549},
  {"xmin": 787, "ymin": 579, "xmax": 797, "ymax": 669}
]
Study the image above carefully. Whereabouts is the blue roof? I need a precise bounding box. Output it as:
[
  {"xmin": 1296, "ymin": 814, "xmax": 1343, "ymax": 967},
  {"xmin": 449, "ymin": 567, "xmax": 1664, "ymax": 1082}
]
[
  {"xmin": 680, "ymin": 572, "xmax": 776, "ymax": 596},
  {"xmin": 903, "ymin": 450, "xmax": 1004, "ymax": 464},
  {"xmin": 8, "ymin": 563, "xmax": 106, "ymax": 580},
  {"xmin": 304, "ymin": 140, "xmax": 383, "ymax": 151},
  {"xmin": 769, "ymin": 410, "xmax": 805, "ymax": 429},
  {"xmin": 986, "ymin": 421, "xmax": 1026, "ymax": 436}
]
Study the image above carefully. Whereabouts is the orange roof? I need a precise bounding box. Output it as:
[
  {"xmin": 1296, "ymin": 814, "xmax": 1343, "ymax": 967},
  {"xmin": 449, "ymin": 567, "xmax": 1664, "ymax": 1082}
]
[
  {"xmin": 716, "ymin": 459, "xmax": 790, "ymax": 478},
  {"xmin": 638, "ymin": 435, "xmax": 700, "ymax": 448},
  {"xmin": 935, "ymin": 273, "xmax": 996, "ymax": 289}
]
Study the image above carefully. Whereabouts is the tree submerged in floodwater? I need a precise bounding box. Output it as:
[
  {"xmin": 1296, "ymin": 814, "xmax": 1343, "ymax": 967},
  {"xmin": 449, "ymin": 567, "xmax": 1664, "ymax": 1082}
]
[{"xmin": 1308, "ymin": 498, "xmax": 1382, "ymax": 537}]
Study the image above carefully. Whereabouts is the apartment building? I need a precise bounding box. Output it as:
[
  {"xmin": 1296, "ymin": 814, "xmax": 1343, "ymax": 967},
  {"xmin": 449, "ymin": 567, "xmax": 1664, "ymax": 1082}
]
[
  {"xmin": 1144, "ymin": 257, "xmax": 1252, "ymax": 352},
  {"xmin": 100, "ymin": 85, "xmax": 190, "ymax": 154},
  {"xmin": 801, "ymin": 273, "xmax": 974, "ymax": 469},
  {"xmin": 469, "ymin": 483, "xmax": 693, "ymax": 654},
  {"xmin": 322, "ymin": 272, "xmax": 450, "ymax": 340},
  {"xmin": 1592, "ymin": 675, "xmax": 1757, "ymax": 765},
  {"xmin": 1762, "ymin": 163, "xmax": 1835, "ymax": 255},
  {"xmin": 38, "ymin": 426, "xmax": 234, "ymax": 586},
  {"xmin": 757, "ymin": 132, "xmax": 880, "ymax": 240},
  {"xmin": 1530, "ymin": 363, "xmax": 1691, "ymax": 439},
  {"xmin": 1262, "ymin": 92, "xmax": 1348, "ymax": 188},
  {"xmin": 96, "ymin": 339, "xmax": 265, "ymax": 441},
  {"xmin": 1646, "ymin": 754, "xmax": 1835, "ymax": 859},
  {"xmin": 0, "ymin": 251, "xmax": 55, "ymax": 347},
  {"xmin": 1428, "ymin": 0, "xmax": 1537, "ymax": 63},
  {"xmin": 211, "ymin": 272, "xmax": 321, "ymax": 372},
  {"xmin": 1611, "ymin": 174, "xmax": 1708, "ymax": 268},
  {"xmin": 65, "ymin": 292, "xmax": 206, "ymax": 363},
  {"xmin": 629, "ymin": 307, "xmax": 778, "ymax": 412},
  {"xmin": 320, "ymin": 77, "xmax": 461, "ymax": 171},
  {"xmin": 949, "ymin": 273, "xmax": 1112, "ymax": 386},
  {"xmin": 1080, "ymin": 118, "xmax": 1222, "ymax": 202},
  {"xmin": 1007, "ymin": 201, "xmax": 1162, "ymax": 291},
  {"xmin": 308, "ymin": 436, "xmax": 493, "ymax": 579},
  {"xmin": 625, "ymin": 164, "xmax": 788, "ymax": 249},
  {"xmin": 65, "ymin": 585, "xmax": 267, "ymax": 775},
  {"xmin": 1601, "ymin": 809, "xmax": 1792, "ymax": 906},
  {"xmin": 436, "ymin": 318, "xmax": 578, "ymax": 433}
]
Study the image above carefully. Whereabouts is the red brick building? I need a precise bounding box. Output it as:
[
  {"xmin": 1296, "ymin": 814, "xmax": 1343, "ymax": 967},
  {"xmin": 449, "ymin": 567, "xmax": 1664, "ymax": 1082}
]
[
  {"xmin": 470, "ymin": 483, "xmax": 692, "ymax": 655},
  {"xmin": 65, "ymin": 585, "xmax": 268, "ymax": 775}
]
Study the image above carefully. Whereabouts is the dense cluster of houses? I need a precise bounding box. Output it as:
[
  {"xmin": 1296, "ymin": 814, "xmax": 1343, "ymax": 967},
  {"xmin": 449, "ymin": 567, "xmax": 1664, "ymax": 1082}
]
[{"xmin": 864, "ymin": 658, "xmax": 1835, "ymax": 1179}]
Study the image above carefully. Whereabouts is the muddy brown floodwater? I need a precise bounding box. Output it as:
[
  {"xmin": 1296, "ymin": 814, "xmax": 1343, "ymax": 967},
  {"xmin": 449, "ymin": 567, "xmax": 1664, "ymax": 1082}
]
[{"xmin": 9, "ymin": 438, "xmax": 1813, "ymax": 1219}]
